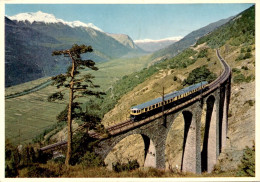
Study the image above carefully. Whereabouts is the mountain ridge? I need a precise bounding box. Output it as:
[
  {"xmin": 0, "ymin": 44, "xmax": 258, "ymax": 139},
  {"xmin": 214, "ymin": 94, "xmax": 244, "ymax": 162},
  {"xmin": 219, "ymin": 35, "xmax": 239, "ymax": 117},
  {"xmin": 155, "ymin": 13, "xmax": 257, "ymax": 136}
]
[
  {"xmin": 7, "ymin": 11, "xmax": 103, "ymax": 31},
  {"xmin": 149, "ymin": 16, "xmax": 234, "ymax": 63},
  {"xmin": 5, "ymin": 14, "xmax": 144, "ymax": 87}
]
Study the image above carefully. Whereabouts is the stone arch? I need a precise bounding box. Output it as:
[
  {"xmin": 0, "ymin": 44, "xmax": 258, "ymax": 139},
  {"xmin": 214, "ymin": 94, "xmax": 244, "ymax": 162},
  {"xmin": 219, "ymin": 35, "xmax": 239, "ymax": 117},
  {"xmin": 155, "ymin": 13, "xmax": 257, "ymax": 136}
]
[
  {"xmin": 103, "ymin": 133, "xmax": 157, "ymax": 169},
  {"xmin": 201, "ymin": 94, "xmax": 219, "ymax": 173},
  {"xmin": 104, "ymin": 134, "xmax": 145, "ymax": 169}
]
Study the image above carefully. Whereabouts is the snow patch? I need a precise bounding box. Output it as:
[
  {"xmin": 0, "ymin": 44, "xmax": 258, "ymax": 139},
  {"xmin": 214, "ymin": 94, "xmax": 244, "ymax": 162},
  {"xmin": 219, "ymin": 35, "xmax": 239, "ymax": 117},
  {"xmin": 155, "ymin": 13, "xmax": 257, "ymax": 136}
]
[
  {"xmin": 7, "ymin": 11, "xmax": 103, "ymax": 32},
  {"xmin": 134, "ymin": 36, "xmax": 183, "ymax": 43}
]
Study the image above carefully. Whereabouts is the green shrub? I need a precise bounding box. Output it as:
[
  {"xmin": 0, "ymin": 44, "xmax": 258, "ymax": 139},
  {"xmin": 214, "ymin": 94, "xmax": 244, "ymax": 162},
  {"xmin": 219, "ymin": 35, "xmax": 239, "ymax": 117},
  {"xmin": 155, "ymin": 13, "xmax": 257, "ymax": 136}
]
[
  {"xmin": 236, "ymin": 142, "xmax": 255, "ymax": 177},
  {"xmin": 112, "ymin": 160, "xmax": 139, "ymax": 172},
  {"xmin": 233, "ymin": 74, "xmax": 246, "ymax": 83},
  {"xmin": 197, "ymin": 49, "xmax": 208, "ymax": 58},
  {"xmin": 5, "ymin": 160, "xmax": 18, "ymax": 177},
  {"xmin": 244, "ymin": 100, "xmax": 254, "ymax": 106},
  {"xmin": 52, "ymin": 156, "xmax": 66, "ymax": 164},
  {"xmin": 244, "ymin": 52, "xmax": 252, "ymax": 59},
  {"xmin": 182, "ymin": 65, "xmax": 217, "ymax": 86},
  {"xmin": 80, "ymin": 151, "xmax": 104, "ymax": 167},
  {"xmin": 245, "ymin": 74, "xmax": 255, "ymax": 82},
  {"xmin": 232, "ymin": 68, "xmax": 241, "ymax": 73},
  {"xmin": 5, "ymin": 140, "xmax": 20, "ymax": 177},
  {"xmin": 236, "ymin": 53, "xmax": 244, "ymax": 61},
  {"xmin": 233, "ymin": 74, "xmax": 254, "ymax": 83},
  {"xmin": 173, "ymin": 76, "xmax": 178, "ymax": 81},
  {"xmin": 22, "ymin": 164, "xmax": 58, "ymax": 177},
  {"xmin": 241, "ymin": 66, "xmax": 249, "ymax": 70}
]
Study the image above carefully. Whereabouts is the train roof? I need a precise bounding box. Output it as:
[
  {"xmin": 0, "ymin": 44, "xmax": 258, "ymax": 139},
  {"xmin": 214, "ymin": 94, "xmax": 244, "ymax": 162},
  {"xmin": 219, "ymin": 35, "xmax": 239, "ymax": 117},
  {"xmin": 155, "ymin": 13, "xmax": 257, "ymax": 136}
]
[{"xmin": 131, "ymin": 81, "xmax": 208, "ymax": 110}]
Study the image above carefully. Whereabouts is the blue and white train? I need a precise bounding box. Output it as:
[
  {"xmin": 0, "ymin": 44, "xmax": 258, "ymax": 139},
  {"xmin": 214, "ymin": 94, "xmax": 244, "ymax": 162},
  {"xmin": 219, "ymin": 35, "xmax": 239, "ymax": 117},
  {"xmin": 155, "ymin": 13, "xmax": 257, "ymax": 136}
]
[{"xmin": 130, "ymin": 81, "xmax": 208, "ymax": 121}]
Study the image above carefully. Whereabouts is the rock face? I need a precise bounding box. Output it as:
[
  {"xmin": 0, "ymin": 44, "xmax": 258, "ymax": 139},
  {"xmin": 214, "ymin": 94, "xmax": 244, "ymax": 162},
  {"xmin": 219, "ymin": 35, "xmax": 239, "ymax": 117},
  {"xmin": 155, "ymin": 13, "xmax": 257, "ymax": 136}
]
[
  {"xmin": 107, "ymin": 33, "xmax": 137, "ymax": 49},
  {"xmin": 216, "ymin": 81, "xmax": 255, "ymax": 171}
]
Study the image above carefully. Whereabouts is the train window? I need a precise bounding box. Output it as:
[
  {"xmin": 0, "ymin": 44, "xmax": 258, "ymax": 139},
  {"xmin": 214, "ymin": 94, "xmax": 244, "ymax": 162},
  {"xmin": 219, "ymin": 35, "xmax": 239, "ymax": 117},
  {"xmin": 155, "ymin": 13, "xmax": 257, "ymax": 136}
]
[{"xmin": 145, "ymin": 108, "xmax": 147, "ymax": 112}]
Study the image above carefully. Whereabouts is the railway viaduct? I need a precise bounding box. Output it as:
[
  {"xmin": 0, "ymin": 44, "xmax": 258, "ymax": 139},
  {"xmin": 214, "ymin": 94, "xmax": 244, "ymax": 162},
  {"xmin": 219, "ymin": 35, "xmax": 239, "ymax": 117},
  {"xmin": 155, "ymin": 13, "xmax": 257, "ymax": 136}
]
[
  {"xmin": 40, "ymin": 50, "xmax": 231, "ymax": 174},
  {"xmin": 93, "ymin": 50, "xmax": 231, "ymax": 174}
]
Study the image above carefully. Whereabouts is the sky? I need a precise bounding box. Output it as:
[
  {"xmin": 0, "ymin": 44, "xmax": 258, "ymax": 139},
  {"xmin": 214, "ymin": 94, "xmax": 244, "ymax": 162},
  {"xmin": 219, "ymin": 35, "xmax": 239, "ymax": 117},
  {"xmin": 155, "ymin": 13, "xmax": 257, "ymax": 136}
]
[{"xmin": 5, "ymin": 3, "xmax": 253, "ymax": 41}]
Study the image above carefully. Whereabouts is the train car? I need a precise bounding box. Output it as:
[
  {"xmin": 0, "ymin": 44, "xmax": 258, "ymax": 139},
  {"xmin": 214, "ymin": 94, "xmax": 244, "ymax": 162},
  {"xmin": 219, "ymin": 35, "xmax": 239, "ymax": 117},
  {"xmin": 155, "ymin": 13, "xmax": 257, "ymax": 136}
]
[{"xmin": 130, "ymin": 81, "xmax": 208, "ymax": 121}]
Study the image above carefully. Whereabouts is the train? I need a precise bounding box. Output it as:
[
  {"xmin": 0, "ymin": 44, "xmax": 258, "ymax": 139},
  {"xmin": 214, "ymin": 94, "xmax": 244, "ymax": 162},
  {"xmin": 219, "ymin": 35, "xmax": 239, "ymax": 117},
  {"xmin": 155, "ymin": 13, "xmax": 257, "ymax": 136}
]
[{"xmin": 130, "ymin": 81, "xmax": 208, "ymax": 121}]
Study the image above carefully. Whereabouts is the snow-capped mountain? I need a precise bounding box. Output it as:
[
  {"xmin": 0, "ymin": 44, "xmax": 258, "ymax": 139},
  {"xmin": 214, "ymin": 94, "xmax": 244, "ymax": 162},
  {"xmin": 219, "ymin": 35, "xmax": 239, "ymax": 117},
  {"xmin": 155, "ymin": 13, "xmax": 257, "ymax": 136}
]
[
  {"xmin": 7, "ymin": 11, "xmax": 103, "ymax": 32},
  {"xmin": 5, "ymin": 13, "xmax": 144, "ymax": 87},
  {"xmin": 134, "ymin": 36, "xmax": 183, "ymax": 52}
]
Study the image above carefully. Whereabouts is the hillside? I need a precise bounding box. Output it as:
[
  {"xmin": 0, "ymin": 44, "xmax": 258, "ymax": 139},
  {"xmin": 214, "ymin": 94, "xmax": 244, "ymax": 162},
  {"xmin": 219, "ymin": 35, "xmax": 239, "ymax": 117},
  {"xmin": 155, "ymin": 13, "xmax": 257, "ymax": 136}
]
[
  {"xmin": 101, "ymin": 5, "xmax": 255, "ymax": 172},
  {"xmin": 149, "ymin": 16, "xmax": 233, "ymax": 64}
]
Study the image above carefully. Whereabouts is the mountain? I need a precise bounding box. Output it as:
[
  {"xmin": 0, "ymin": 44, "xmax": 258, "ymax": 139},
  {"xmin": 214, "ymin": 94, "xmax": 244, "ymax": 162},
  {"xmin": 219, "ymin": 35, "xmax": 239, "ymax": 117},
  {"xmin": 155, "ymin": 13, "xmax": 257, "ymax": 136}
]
[
  {"xmin": 150, "ymin": 16, "xmax": 234, "ymax": 63},
  {"xmin": 5, "ymin": 12, "xmax": 143, "ymax": 87},
  {"xmin": 107, "ymin": 33, "xmax": 137, "ymax": 49},
  {"xmin": 134, "ymin": 37, "xmax": 182, "ymax": 52}
]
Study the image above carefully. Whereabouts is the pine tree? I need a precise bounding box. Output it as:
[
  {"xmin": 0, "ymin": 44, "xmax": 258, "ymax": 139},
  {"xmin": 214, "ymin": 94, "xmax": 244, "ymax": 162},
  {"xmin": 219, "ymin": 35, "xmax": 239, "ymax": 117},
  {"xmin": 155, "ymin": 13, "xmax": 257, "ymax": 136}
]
[
  {"xmin": 237, "ymin": 141, "xmax": 255, "ymax": 177},
  {"xmin": 49, "ymin": 44, "xmax": 105, "ymax": 166}
]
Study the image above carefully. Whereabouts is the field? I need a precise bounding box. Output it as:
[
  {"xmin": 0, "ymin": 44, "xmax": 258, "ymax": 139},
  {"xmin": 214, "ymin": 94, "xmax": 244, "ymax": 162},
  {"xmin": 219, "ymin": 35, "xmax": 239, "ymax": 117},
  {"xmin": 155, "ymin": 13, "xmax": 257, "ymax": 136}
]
[
  {"xmin": 5, "ymin": 78, "xmax": 66, "ymax": 144},
  {"xmin": 88, "ymin": 54, "xmax": 152, "ymax": 90},
  {"xmin": 5, "ymin": 55, "xmax": 152, "ymax": 144}
]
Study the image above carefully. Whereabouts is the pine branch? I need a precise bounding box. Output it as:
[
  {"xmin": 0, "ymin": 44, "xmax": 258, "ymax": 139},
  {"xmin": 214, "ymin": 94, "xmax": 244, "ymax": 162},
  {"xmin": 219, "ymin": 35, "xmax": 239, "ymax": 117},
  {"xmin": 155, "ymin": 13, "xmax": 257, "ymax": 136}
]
[{"xmin": 48, "ymin": 92, "xmax": 64, "ymax": 102}]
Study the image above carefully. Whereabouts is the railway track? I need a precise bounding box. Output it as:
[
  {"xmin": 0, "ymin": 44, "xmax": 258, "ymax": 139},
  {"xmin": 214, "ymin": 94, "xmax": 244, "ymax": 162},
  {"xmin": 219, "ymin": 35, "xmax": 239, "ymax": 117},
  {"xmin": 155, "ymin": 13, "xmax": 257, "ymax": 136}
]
[{"xmin": 40, "ymin": 49, "xmax": 231, "ymax": 151}]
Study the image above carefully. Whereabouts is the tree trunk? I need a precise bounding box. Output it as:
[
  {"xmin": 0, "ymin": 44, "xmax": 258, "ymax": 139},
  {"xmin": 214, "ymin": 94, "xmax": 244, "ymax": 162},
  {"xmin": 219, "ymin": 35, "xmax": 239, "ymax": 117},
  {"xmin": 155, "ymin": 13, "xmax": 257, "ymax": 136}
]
[
  {"xmin": 65, "ymin": 53, "xmax": 75, "ymax": 167},
  {"xmin": 65, "ymin": 87, "xmax": 74, "ymax": 166}
]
